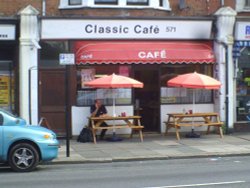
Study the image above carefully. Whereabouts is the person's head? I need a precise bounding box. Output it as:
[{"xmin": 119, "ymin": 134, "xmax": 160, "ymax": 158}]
[{"xmin": 95, "ymin": 99, "xmax": 102, "ymax": 107}]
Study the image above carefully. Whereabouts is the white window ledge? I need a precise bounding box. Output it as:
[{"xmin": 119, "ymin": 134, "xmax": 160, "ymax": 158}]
[
  {"xmin": 58, "ymin": 5, "xmax": 171, "ymax": 11},
  {"xmin": 238, "ymin": 8, "xmax": 250, "ymax": 12}
]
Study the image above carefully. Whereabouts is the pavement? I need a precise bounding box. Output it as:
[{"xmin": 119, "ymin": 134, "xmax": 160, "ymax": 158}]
[{"xmin": 53, "ymin": 132, "xmax": 250, "ymax": 164}]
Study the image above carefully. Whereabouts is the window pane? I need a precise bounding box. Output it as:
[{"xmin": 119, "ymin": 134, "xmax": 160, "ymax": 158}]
[
  {"xmin": 95, "ymin": 0, "xmax": 118, "ymax": 5},
  {"xmin": 76, "ymin": 65, "xmax": 132, "ymax": 106},
  {"xmin": 246, "ymin": 0, "xmax": 250, "ymax": 6},
  {"xmin": 127, "ymin": 0, "xmax": 148, "ymax": 5},
  {"xmin": 0, "ymin": 62, "xmax": 15, "ymax": 112},
  {"xmin": 40, "ymin": 41, "xmax": 69, "ymax": 68},
  {"xmin": 69, "ymin": 0, "xmax": 81, "ymax": 5},
  {"xmin": 160, "ymin": 64, "xmax": 213, "ymax": 104},
  {"xmin": 236, "ymin": 47, "xmax": 250, "ymax": 121}
]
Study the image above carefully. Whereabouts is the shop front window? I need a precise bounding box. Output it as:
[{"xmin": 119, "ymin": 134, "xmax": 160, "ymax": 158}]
[
  {"xmin": 40, "ymin": 41, "xmax": 69, "ymax": 67},
  {"xmin": 160, "ymin": 64, "xmax": 213, "ymax": 104},
  {"xmin": 0, "ymin": 61, "xmax": 15, "ymax": 112},
  {"xmin": 76, "ymin": 65, "xmax": 132, "ymax": 106},
  {"xmin": 236, "ymin": 47, "xmax": 250, "ymax": 121}
]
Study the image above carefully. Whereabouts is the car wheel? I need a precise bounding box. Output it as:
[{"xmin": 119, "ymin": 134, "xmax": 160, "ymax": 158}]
[{"xmin": 8, "ymin": 143, "xmax": 39, "ymax": 172}]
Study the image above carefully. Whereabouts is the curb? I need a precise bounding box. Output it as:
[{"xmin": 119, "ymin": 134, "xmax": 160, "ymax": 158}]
[{"xmin": 47, "ymin": 152, "xmax": 250, "ymax": 165}]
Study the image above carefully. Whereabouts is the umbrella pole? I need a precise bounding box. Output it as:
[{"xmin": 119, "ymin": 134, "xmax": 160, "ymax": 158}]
[
  {"xmin": 186, "ymin": 89, "xmax": 200, "ymax": 138},
  {"xmin": 112, "ymin": 89, "xmax": 116, "ymax": 135},
  {"xmin": 107, "ymin": 89, "xmax": 122, "ymax": 142},
  {"xmin": 192, "ymin": 90, "xmax": 195, "ymax": 132}
]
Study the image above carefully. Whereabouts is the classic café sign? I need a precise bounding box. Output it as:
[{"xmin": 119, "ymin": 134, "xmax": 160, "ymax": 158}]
[{"xmin": 41, "ymin": 19, "xmax": 212, "ymax": 40}]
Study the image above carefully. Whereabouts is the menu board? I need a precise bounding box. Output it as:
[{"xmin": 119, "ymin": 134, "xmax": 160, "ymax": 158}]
[{"xmin": 81, "ymin": 69, "xmax": 95, "ymax": 88}]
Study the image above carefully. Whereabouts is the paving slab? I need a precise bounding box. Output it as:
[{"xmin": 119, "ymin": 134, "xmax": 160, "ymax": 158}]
[{"xmin": 53, "ymin": 133, "xmax": 250, "ymax": 164}]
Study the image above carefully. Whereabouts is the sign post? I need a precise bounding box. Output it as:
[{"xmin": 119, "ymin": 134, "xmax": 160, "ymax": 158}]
[{"xmin": 59, "ymin": 53, "xmax": 75, "ymax": 157}]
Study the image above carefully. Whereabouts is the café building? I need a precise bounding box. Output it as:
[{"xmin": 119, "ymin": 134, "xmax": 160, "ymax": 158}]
[{"xmin": 39, "ymin": 18, "xmax": 221, "ymax": 136}]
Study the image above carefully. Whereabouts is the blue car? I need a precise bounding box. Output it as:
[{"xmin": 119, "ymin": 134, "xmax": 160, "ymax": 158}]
[{"xmin": 0, "ymin": 109, "xmax": 59, "ymax": 172}]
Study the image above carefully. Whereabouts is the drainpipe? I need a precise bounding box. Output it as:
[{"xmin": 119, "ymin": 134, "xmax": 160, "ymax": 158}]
[
  {"xmin": 42, "ymin": 0, "xmax": 46, "ymax": 16},
  {"xmin": 220, "ymin": 0, "xmax": 224, "ymax": 6},
  {"xmin": 224, "ymin": 45, "xmax": 229, "ymax": 133}
]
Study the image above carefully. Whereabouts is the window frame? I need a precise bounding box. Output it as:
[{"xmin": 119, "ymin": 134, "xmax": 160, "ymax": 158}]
[
  {"xmin": 236, "ymin": 0, "xmax": 250, "ymax": 12},
  {"xmin": 246, "ymin": 0, "xmax": 250, "ymax": 7},
  {"xmin": 59, "ymin": 0, "xmax": 170, "ymax": 10}
]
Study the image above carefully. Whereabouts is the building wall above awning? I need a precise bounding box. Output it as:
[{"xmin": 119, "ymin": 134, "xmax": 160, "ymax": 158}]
[{"xmin": 74, "ymin": 41, "xmax": 215, "ymax": 65}]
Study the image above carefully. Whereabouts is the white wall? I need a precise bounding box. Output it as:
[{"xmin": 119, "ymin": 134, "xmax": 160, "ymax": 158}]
[{"xmin": 72, "ymin": 104, "xmax": 216, "ymax": 136}]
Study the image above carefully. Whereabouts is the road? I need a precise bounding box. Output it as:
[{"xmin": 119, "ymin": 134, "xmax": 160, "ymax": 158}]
[{"xmin": 0, "ymin": 156, "xmax": 250, "ymax": 188}]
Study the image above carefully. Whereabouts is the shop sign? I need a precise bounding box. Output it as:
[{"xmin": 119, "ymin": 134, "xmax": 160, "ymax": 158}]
[
  {"xmin": 41, "ymin": 19, "xmax": 212, "ymax": 40},
  {"xmin": 59, "ymin": 53, "xmax": 75, "ymax": 65},
  {"xmin": 235, "ymin": 22, "xmax": 250, "ymax": 40},
  {"xmin": 138, "ymin": 50, "xmax": 166, "ymax": 59},
  {"xmin": 0, "ymin": 24, "xmax": 15, "ymax": 40}
]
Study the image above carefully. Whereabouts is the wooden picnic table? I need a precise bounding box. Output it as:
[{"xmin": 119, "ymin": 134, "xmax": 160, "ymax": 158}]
[
  {"xmin": 89, "ymin": 115, "xmax": 144, "ymax": 144},
  {"xmin": 164, "ymin": 112, "xmax": 224, "ymax": 140}
]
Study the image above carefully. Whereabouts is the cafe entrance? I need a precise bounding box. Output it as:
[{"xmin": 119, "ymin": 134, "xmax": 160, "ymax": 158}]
[{"xmin": 133, "ymin": 65, "xmax": 160, "ymax": 132}]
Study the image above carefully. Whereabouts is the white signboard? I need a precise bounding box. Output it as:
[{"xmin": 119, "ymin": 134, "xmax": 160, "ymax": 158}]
[
  {"xmin": 59, "ymin": 53, "xmax": 75, "ymax": 65},
  {"xmin": 235, "ymin": 22, "xmax": 250, "ymax": 40},
  {"xmin": 0, "ymin": 24, "xmax": 15, "ymax": 40},
  {"xmin": 42, "ymin": 19, "xmax": 212, "ymax": 40}
]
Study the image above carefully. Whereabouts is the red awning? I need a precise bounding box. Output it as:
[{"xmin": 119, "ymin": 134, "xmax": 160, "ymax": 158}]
[{"xmin": 74, "ymin": 41, "xmax": 215, "ymax": 65}]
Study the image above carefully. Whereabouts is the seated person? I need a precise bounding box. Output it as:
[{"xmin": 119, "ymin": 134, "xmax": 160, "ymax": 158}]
[{"xmin": 90, "ymin": 99, "xmax": 108, "ymax": 140}]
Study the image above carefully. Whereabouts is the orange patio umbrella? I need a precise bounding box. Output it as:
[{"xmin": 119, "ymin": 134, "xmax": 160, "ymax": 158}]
[
  {"xmin": 167, "ymin": 72, "xmax": 221, "ymax": 89},
  {"xmin": 85, "ymin": 73, "xmax": 143, "ymax": 116},
  {"xmin": 85, "ymin": 73, "xmax": 144, "ymax": 89},
  {"xmin": 167, "ymin": 72, "xmax": 221, "ymax": 138},
  {"xmin": 85, "ymin": 73, "xmax": 143, "ymax": 141}
]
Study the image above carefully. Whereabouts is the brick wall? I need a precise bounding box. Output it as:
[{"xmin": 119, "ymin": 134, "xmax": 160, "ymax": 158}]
[
  {"xmin": 0, "ymin": 0, "xmax": 236, "ymax": 17},
  {"xmin": 0, "ymin": 0, "xmax": 42, "ymax": 16}
]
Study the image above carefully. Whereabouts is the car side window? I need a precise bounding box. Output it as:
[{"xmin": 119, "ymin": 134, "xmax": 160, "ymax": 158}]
[{"xmin": 0, "ymin": 113, "xmax": 3, "ymax": 125}]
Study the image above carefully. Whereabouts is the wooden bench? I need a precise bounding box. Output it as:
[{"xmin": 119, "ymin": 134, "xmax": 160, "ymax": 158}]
[
  {"xmin": 164, "ymin": 113, "xmax": 224, "ymax": 140},
  {"xmin": 89, "ymin": 116, "xmax": 144, "ymax": 144}
]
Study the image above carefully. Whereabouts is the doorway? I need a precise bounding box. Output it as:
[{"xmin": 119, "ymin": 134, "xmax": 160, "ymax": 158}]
[
  {"xmin": 133, "ymin": 65, "xmax": 160, "ymax": 132},
  {"xmin": 39, "ymin": 69, "xmax": 67, "ymax": 137}
]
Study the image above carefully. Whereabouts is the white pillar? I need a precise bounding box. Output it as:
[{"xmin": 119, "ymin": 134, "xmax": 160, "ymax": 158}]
[
  {"xmin": 18, "ymin": 5, "xmax": 40, "ymax": 124},
  {"xmin": 214, "ymin": 7, "xmax": 236, "ymax": 131}
]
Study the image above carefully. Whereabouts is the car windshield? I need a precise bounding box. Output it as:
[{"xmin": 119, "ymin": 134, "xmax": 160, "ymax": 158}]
[{"xmin": 0, "ymin": 108, "xmax": 17, "ymax": 118}]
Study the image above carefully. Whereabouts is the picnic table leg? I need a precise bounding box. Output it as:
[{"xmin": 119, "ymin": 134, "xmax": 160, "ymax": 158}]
[
  {"xmin": 175, "ymin": 125, "xmax": 180, "ymax": 140},
  {"xmin": 130, "ymin": 129, "xmax": 134, "ymax": 139},
  {"xmin": 219, "ymin": 126, "xmax": 224, "ymax": 138},
  {"xmin": 206, "ymin": 126, "xmax": 211, "ymax": 135},
  {"xmin": 165, "ymin": 115, "xmax": 174, "ymax": 136},
  {"xmin": 139, "ymin": 129, "xmax": 143, "ymax": 142},
  {"xmin": 92, "ymin": 129, "xmax": 97, "ymax": 144}
]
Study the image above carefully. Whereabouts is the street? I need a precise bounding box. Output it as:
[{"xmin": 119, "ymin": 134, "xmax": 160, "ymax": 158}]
[{"xmin": 0, "ymin": 156, "xmax": 250, "ymax": 188}]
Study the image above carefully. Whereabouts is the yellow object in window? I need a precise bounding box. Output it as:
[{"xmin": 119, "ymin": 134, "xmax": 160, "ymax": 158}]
[{"xmin": 244, "ymin": 77, "xmax": 250, "ymax": 86}]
